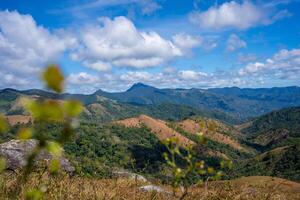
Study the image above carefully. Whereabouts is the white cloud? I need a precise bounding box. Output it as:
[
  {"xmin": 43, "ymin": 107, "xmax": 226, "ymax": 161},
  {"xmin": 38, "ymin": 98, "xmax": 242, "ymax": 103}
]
[
  {"xmin": 178, "ymin": 70, "xmax": 207, "ymax": 80},
  {"xmin": 0, "ymin": 10, "xmax": 76, "ymax": 75},
  {"xmin": 68, "ymin": 72, "xmax": 100, "ymax": 85},
  {"xmin": 239, "ymin": 48, "xmax": 300, "ymax": 79},
  {"xmin": 172, "ymin": 33, "xmax": 202, "ymax": 51},
  {"xmin": 83, "ymin": 61, "xmax": 112, "ymax": 72},
  {"xmin": 226, "ymin": 34, "xmax": 247, "ymax": 52},
  {"xmin": 189, "ymin": 1, "xmax": 290, "ymax": 30},
  {"xmin": 71, "ymin": 16, "xmax": 188, "ymax": 69}
]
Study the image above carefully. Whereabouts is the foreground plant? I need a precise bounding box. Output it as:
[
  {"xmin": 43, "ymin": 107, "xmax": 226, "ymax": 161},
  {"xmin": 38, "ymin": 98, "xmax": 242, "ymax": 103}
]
[
  {"xmin": 0, "ymin": 64, "xmax": 83, "ymax": 199},
  {"xmin": 163, "ymin": 134, "xmax": 232, "ymax": 200}
]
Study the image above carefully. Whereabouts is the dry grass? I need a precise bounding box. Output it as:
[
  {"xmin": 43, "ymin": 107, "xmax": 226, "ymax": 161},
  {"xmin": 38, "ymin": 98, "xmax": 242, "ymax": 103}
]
[{"xmin": 1, "ymin": 172, "xmax": 299, "ymax": 200}]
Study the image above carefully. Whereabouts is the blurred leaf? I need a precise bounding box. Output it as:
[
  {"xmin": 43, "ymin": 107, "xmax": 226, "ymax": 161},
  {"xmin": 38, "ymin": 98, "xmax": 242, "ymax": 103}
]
[
  {"xmin": 46, "ymin": 141, "xmax": 62, "ymax": 157},
  {"xmin": 42, "ymin": 65, "xmax": 64, "ymax": 93},
  {"xmin": 0, "ymin": 157, "xmax": 6, "ymax": 172},
  {"xmin": 0, "ymin": 115, "xmax": 8, "ymax": 133},
  {"xmin": 17, "ymin": 128, "xmax": 33, "ymax": 140},
  {"xmin": 49, "ymin": 158, "xmax": 60, "ymax": 174},
  {"xmin": 25, "ymin": 189, "xmax": 43, "ymax": 200},
  {"xmin": 64, "ymin": 100, "xmax": 83, "ymax": 117},
  {"xmin": 26, "ymin": 100, "xmax": 64, "ymax": 122},
  {"xmin": 42, "ymin": 100, "xmax": 64, "ymax": 121},
  {"xmin": 207, "ymin": 167, "xmax": 215, "ymax": 174},
  {"xmin": 23, "ymin": 99, "xmax": 41, "ymax": 119}
]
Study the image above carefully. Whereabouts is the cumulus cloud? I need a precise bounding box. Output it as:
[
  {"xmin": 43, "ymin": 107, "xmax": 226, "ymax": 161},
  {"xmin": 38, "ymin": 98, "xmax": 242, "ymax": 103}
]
[
  {"xmin": 68, "ymin": 72, "xmax": 100, "ymax": 85},
  {"xmin": 71, "ymin": 16, "xmax": 191, "ymax": 70},
  {"xmin": 0, "ymin": 10, "xmax": 77, "ymax": 89},
  {"xmin": 172, "ymin": 33, "xmax": 202, "ymax": 51},
  {"xmin": 178, "ymin": 70, "xmax": 207, "ymax": 80},
  {"xmin": 226, "ymin": 34, "xmax": 247, "ymax": 52},
  {"xmin": 239, "ymin": 48, "xmax": 300, "ymax": 79},
  {"xmin": 0, "ymin": 10, "xmax": 76, "ymax": 75},
  {"xmin": 189, "ymin": 1, "xmax": 290, "ymax": 30}
]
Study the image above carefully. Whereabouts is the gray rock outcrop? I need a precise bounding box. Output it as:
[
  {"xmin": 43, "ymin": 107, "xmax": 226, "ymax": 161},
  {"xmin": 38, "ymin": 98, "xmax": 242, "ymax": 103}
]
[
  {"xmin": 0, "ymin": 139, "xmax": 75, "ymax": 174},
  {"xmin": 112, "ymin": 169, "xmax": 148, "ymax": 182}
]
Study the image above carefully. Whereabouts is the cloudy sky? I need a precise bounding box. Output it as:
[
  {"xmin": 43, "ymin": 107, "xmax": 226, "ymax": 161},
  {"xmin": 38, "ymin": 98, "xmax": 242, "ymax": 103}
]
[{"xmin": 0, "ymin": 0, "xmax": 300, "ymax": 93}]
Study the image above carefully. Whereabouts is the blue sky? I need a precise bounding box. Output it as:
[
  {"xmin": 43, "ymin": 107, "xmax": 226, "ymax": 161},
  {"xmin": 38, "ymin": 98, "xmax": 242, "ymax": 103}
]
[{"xmin": 0, "ymin": 0, "xmax": 300, "ymax": 93}]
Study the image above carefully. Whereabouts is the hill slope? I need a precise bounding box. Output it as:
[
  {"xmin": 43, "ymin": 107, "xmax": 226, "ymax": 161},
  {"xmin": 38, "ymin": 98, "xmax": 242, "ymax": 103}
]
[{"xmin": 241, "ymin": 106, "xmax": 300, "ymax": 150}]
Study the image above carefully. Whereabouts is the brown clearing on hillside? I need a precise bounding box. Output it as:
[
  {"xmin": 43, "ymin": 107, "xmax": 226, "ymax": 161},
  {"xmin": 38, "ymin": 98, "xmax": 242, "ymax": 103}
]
[
  {"xmin": 5, "ymin": 115, "xmax": 32, "ymax": 126},
  {"xmin": 235, "ymin": 121, "xmax": 253, "ymax": 131},
  {"xmin": 115, "ymin": 115, "xmax": 194, "ymax": 147},
  {"xmin": 1, "ymin": 172, "xmax": 299, "ymax": 200},
  {"xmin": 255, "ymin": 146, "xmax": 290, "ymax": 161},
  {"xmin": 178, "ymin": 119, "xmax": 247, "ymax": 152},
  {"xmin": 115, "ymin": 115, "xmax": 228, "ymax": 159},
  {"xmin": 253, "ymin": 128, "xmax": 289, "ymax": 146}
]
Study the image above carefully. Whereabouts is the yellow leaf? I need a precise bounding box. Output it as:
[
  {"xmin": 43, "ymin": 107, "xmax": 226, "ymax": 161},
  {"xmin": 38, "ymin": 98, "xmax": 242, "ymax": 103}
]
[
  {"xmin": 42, "ymin": 65, "xmax": 64, "ymax": 93},
  {"xmin": 64, "ymin": 100, "xmax": 83, "ymax": 117},
  {"xmin": 17, "ymin": 128, "xmax": 33, "ymax": 140}
]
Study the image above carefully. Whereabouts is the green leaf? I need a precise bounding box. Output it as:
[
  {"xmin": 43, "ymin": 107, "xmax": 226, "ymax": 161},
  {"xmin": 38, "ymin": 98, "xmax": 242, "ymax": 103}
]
[
  {"xmin": 46, "ymin": 141, "xmax": 62, "ymax": 157},
  {"xmin": 25, "ymin": 189, "xmax": 43, "ymax": 200},
  {"xmin": 49, "ymin": 158, "xmax": 60, "ymax": 174},
  {"xmin": 42, "ymin": 65, "xmax": 64, "ymax": 93},
  {"xmin": 0, "ymin": 157, "xmax": 6, "ymax": 172},
  {"xmin": 42, "ymin": 100, "xmax": 64, "ymax": 121},
  {"xmin": 17, "ymin": 128, "xmax": 33, "ymax": 140},
  {"xmin": 64, "ymin": 100, "xmax": 83, "ymax": 117},
  {"xmin": 0, "ymin": 115, "xmax": 8, "ymax": 133}
]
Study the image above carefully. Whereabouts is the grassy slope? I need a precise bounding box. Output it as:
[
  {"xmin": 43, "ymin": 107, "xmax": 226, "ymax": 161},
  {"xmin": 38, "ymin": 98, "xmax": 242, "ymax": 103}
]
[{"xmin": 1, "ymin": 172, "xmax": 300, "ymax": 200}]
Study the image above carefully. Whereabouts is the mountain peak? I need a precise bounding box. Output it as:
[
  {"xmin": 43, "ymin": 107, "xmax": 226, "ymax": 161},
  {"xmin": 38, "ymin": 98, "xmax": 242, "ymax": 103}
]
[{"xmin": 127, "ymin": 83, "xmax": 155, "ymax": 92}]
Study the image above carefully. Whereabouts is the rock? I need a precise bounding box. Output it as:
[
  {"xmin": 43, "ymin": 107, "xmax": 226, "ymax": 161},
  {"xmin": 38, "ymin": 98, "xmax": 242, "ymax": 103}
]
[
  {"xmin": 139, "ymin": 185, "xmax": 165, "ymax": 193},
  {"xmin": 0, "ymin": 139, "xmax": 75, "ymax": 174},
  {"xmin": 112, "ymin": 170, "xmax": 148, "ymax": 182}
]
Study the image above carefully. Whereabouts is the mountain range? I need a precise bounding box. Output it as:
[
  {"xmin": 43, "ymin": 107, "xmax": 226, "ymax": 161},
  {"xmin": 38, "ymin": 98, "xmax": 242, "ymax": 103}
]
[{"xmin": 2, "ymin": 84, "xmax": 300, "ymax": 124}]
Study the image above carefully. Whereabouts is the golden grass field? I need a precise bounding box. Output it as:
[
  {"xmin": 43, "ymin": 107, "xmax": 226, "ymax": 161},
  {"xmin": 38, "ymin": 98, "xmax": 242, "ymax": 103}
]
[{"xmin": 0, "ymin": 171, "xmax": 299, "ymax": 200}]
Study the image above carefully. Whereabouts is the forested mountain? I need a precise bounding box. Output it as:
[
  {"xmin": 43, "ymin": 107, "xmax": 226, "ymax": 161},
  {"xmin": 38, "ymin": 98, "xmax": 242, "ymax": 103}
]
[
  {"xmin": 95, "ymin": 84, "xmax": 300, "ymax": 121},
  {"xmin": 2, "ymin": 84, "xmax": 300, "ymax": 123},
  {"xmin": 232, "ymin": 107, "xmax": 300, "ymax": 181}
]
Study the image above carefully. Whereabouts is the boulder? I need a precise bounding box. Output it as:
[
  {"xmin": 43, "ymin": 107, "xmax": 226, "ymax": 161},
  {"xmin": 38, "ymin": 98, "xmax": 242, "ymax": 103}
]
[
  {"xmin": 112, "ymin": 170, "xmax": 148, "ymax": 182},
  {"xmin": 139, "ymin": 185, "xmax": 165, "ymax": 193},
  {"xmin": 0, "ymin": 139, "xmax": 75, "ymax": 174}
]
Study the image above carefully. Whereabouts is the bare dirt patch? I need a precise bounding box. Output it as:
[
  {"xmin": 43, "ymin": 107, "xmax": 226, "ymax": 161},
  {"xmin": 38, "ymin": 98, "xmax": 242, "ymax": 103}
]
[
  {"xmin": 178, "ymin": 119, "xmax": 247, "ymax": 152},
  {"xmin": 5, "ymin": 115, "xmax": 32, "ymax": 126}
]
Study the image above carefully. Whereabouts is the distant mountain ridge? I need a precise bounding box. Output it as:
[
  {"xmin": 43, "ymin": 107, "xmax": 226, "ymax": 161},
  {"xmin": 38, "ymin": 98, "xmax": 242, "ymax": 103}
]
[
  {"xmin": 1, "ymin": 84, "xmax": 300, "ymax": 122},
  {"xmin": 94, "ymin": 84, "xmax": 300, "ymax": 121}
]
